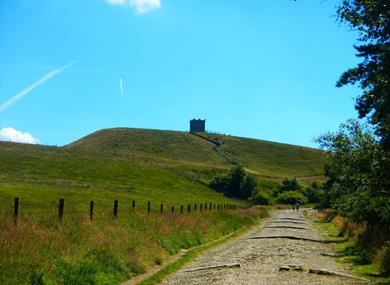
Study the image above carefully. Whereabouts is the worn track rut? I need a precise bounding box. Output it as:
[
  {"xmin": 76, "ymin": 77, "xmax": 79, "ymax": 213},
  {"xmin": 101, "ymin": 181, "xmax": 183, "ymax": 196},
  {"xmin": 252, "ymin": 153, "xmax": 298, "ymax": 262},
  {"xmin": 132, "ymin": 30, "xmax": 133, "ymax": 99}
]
[{"xmin": 160, "ymin": 209, "xmax": 368, "ymax": 285}]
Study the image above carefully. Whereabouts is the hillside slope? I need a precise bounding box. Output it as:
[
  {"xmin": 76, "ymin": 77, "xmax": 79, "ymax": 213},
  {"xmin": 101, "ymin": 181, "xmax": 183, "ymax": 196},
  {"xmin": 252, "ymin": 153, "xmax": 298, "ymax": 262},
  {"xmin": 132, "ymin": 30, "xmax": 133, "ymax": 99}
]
[
  {"xmin": 0, "ymin": 128, "xmax": 325, "ymax": 210},
  {"xmin": 66, "ymin": 128, "xmax": 325, "ymax": 178}
]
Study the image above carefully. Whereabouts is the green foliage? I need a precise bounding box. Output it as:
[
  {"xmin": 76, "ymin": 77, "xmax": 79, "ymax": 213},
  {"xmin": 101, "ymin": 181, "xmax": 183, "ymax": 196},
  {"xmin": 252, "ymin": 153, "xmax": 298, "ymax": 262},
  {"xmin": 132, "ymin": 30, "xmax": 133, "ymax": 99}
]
[
  {"xmin": 280, "ymin": 178, "xmax": 301, "ymax": 192},
  {"xmin": 249, "ymin": 191, "xmax": 271, "ymax": 205},
  {"xmin": 336, "ymin": 1, "xmax": 390, "ymax": 149},
  {"xmin": 303, "ymin": 182, "xmax": 324, "ymax": 203},
  {"xmin": 276, "ymin": 191, "xmax": 308, "ymax": 204},
  {"xmin": 273, "ymin": 178, "xmax": 303, "ymax": 197},
  {"xmin": 209, "ymin": 166, "xmax": 256, "ymax": 199},
  {"xmin": 316, "ymin": 120, "xmax": 390, "ymax": 224},
  {"xmin": 0, "ymin": 207, "xmax": 267, "ymax": 285}
]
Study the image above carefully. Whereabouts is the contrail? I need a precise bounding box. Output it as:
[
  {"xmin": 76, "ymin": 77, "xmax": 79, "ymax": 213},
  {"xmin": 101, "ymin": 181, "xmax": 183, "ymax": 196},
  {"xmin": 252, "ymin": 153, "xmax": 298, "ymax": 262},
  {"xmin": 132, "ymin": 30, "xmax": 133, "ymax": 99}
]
[
  {"xmin": 119, "ymin": 78, "xmax": 124, "ymax": 100},
  {"xmin": 0, "ymin": 60, "xmax": 77, "ymax": 112}
]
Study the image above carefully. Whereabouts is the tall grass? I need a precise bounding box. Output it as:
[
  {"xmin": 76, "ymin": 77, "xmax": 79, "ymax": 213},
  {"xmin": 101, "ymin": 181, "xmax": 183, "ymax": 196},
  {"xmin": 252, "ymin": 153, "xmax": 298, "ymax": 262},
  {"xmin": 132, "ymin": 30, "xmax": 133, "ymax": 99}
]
[
  {"xmin": 315, "ymin": 210, "xmax": 390, "ymax": 280},
  {"xmin": 0, "ymin": 206, "xmax": 267, "ymax": 285}
]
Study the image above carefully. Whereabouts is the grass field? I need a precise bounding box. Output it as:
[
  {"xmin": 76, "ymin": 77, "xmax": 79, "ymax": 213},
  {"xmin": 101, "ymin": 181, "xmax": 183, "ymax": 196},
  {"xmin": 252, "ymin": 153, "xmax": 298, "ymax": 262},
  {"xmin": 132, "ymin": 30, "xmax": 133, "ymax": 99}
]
[
  {"xmin": 0, "ymin": 128, "xmax": 324, "ymax": 284},
  {"xmin": 0, "ymin": 128, "xmax": 324, "ymax": 212}
]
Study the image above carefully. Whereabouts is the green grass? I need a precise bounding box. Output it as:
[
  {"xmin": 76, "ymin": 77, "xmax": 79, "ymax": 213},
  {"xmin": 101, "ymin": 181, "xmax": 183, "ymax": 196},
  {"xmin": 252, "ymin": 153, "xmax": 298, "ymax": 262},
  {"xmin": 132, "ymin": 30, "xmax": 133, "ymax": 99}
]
[
  {"xmin": 201, "ymin": 132, "xmax": 325, "ymax": 178},
  {"xmin": 0, "ymin": 128, "xmax": 323, "ymax": 284},
  {"xmin": 0, "ymin": 127, "xmax": 324, "ymax": 212},
  {"xmin": 314, "ymin": 214, "xmax": 390, "ymax": 283},
  {"xmin": 138, "ymin": 214, "xmax": 266, "ymax": 285},
  {"xmin": 0, "ymin": 206, "xmax": 268, "ymax": 285}
]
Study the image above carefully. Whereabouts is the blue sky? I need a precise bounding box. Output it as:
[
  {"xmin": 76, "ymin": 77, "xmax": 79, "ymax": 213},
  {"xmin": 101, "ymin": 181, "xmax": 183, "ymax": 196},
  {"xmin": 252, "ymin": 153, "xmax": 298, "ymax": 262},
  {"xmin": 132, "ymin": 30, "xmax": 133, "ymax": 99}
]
[{"xmin": 0, "ymin": 0, "xmax": 360, "ymax": 147}]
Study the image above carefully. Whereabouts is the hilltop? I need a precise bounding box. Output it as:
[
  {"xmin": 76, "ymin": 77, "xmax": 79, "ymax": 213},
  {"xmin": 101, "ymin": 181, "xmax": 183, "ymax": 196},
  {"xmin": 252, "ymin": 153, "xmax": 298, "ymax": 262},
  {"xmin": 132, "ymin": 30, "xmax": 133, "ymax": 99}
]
[
  {"xmin": 0, "ymin": 127, "xmax": 326, "ymax": 284},
  {"xmin": 0, "ymin": 128, "xmax": 325, "ymax": 211},
  {"xmin": 67, "ymin": 128, "xmax": 325, "ymax": 178}
]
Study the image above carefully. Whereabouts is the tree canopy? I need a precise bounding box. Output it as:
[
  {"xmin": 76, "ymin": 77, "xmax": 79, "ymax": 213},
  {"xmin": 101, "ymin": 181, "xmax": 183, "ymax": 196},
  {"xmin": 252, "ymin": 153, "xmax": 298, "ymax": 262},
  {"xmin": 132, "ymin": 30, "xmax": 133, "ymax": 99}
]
[
  {"xmin": 336, "ymin": 0, "xmax": 390, "ymax": 148},
  {"xmin": 316, "ymin": 120, "xmax": 390, "ymax": 224}
]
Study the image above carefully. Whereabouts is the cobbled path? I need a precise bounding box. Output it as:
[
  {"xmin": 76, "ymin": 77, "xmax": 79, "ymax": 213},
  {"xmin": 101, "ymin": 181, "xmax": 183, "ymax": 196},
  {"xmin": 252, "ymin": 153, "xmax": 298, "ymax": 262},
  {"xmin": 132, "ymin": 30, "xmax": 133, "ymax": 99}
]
[{"xmin": 160, "ymin": 209, "xmax": 368, "ymax": 285}]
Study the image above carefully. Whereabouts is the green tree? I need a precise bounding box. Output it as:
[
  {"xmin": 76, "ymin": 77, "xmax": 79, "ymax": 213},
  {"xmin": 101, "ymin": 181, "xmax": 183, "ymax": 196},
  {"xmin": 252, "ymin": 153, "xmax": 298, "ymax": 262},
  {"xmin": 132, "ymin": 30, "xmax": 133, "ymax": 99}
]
[
  {"xmin": 240, "ymin": 175, "xmax": 257, "ymax": 199},
  {"xmin": 336, "ymin": 0, "xmax": 390, "ymax": 149},
  {"xmin": 304, "ymin": 182, "xmax": 324, "ymax": 203},
  {"xmin": 209, "ymin": 166, "xmax": 256, "ymax": 199},
  {"xmin": 316, "ymin": 120, "xmax": 390, "ymax": 224},
  {"xmin": 277, "ymin": 191, "xmax": 308, "ymax": 204}
]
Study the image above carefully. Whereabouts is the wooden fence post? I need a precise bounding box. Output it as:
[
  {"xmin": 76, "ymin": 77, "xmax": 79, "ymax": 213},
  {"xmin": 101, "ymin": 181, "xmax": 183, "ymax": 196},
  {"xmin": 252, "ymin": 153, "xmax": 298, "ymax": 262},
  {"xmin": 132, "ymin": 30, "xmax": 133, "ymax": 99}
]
[
  {"xmin": 194, "ymin": 204, "xmax": 197, "ymax": 211},
  {"xmin": 90, "ymin": 201, "xmax": 94, "ymax": 221},
  {"xmin": 13, "ymin": 197, "xmax": 19, "ymax": 225},
  {"xmin": 200, "ymin": 203, "xmax": 203, "ymax": 211},
  {"xmin": 171, "ymin": 206, "xmax": 174, "ymax": 213},
  {"xmin": 209, "ymin": 203, "xmax": 212, "ymax": 210},
  {"xmin": 214, "ymin": 204, "xmax": 216, "ymax": 210},
  {"xmin": 180, "ymin": 205, "xmax": 183, "ymax": 214},
  {"xmin": 132, "ymin": 200, "xmax": 136, "ymax": 210},
  {"xmin": 205, "ymin": 203, "xmax": 207, "ymax": 210},
  {"xmin": 113, "ymin": 200, "xmax": 118, "ymax": 220},
  {"xmin": 160, "ymin": 204, "xmax": 164, "ymax": 213},
  {"xmin": 218, "ymin": 204, "xmax": 220, "ymax": 211},
  {"xmin": 187, "ymin": 204, "xmax": 191, "ymax": 213},
  {"xmin": 148, "ymin": 201, "xmax": 151, "ymax": 214},
  {"xmin": 58, "ymin": 198, "xmax": 64, "ymax": 223}
]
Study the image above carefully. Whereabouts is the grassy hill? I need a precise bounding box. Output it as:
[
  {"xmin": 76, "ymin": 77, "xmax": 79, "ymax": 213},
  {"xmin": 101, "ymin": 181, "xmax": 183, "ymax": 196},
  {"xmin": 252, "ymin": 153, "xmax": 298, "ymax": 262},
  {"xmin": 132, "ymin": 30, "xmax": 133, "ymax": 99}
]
[
  {"xmin": 67, "ymin": 128, "xmax": 324, "ymax": 177},
  {"xmin": 0, "ymin": 127, "xmax": 324, "ymax": 212},
  {"xmin": 0, "ymin": 127, "xmax": 325, "ymax": 285}
]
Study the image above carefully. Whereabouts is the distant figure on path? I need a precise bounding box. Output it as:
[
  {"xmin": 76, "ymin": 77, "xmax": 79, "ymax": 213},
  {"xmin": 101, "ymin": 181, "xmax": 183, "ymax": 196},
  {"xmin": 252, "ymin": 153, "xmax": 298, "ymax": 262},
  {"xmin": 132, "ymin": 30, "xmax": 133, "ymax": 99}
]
[{"xmin": 295, "ymin": 202, "xmax": 300, "ymax": 211}]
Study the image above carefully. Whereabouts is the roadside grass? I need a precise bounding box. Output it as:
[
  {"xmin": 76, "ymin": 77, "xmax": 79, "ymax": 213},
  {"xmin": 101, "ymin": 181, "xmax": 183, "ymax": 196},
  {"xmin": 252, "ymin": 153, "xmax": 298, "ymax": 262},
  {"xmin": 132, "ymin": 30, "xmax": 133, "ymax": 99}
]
[
  {"xmin": 138, "ymin": 207, "xmax": 269, "ymax": 285},
  {"xmin": 0, "ymin": 205, "xmax": 267, "ymax": 285},
  {"xmin": 314, "ymin": 211, "xmax": 390, "ymax": 283},
  {"xmin": 0, "ymin": 128, "xmax": 324, "ymax": 284}
]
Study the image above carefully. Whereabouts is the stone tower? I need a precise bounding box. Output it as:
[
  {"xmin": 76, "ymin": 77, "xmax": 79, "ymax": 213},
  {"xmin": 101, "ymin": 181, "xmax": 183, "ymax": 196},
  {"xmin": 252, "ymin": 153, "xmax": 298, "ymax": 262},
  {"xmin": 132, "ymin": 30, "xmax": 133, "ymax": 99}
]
[{"xmin": 189, "ymin": 119, "xmax": 206, "ymax": 133}]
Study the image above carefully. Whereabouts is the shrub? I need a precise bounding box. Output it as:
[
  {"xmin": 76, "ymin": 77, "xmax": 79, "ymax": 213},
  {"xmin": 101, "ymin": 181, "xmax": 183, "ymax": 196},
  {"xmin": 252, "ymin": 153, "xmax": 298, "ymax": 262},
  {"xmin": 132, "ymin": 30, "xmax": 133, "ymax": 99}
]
[
  {"xmin": 209, "ymin": 166, "xmax": 256, "ymax": 199},
  {"xmin": 303, "ymin": 182, "xmax": 324, "ymax": 203},
  {"xmin": 249, "ymin": 191, "xmax": 271, "ymax": 205},
  {"xmin": 276, "ymin": 191, "xmax": 308, "ymax": 204},
  {"xmin": 273, "ymin": 178, "xmax": 302, "ymax": 197}
]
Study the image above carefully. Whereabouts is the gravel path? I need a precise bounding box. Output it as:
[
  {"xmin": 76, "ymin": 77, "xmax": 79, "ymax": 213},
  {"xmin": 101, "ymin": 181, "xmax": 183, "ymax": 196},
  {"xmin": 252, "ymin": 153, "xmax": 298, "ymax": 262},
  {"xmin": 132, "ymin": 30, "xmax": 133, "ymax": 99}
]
[{"xmin": 160, "ymin": 209, "xmax": 368, "ymax": 285}]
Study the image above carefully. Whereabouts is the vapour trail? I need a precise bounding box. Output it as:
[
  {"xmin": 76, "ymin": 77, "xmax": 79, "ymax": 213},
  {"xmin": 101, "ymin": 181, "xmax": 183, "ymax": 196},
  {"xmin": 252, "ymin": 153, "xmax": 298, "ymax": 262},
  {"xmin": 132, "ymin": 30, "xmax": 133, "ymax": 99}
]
[
  {"xmin": 0, "ymin": 61, "xmax": 77, "ymax": 112},
  {"xmin": 119, "ymin": 78, "xmax": 124, "ymax": 99}
]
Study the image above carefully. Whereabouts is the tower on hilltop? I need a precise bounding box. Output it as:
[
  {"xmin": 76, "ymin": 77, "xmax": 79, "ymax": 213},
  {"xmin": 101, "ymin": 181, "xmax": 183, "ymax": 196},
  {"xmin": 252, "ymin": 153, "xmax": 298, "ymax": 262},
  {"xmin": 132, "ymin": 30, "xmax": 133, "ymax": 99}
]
[{"xmin": 189, "ymin": 119, "xmax": 206, "ymax": 133}]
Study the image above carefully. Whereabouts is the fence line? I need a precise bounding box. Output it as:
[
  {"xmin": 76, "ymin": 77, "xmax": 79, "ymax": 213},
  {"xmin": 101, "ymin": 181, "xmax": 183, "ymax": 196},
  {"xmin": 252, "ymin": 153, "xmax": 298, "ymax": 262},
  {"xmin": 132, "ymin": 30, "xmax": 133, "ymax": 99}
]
[{"xmin": 10, "ymin": 197, "xmax": 240, "ymax": 224}]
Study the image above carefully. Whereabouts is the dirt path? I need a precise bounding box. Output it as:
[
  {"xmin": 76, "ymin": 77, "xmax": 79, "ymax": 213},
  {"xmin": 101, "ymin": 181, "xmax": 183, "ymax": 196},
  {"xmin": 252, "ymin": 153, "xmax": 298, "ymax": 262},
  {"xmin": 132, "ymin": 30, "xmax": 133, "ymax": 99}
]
[{"xmin": 160, "ymin": 209, "xmax": 368, "ymax": 285}]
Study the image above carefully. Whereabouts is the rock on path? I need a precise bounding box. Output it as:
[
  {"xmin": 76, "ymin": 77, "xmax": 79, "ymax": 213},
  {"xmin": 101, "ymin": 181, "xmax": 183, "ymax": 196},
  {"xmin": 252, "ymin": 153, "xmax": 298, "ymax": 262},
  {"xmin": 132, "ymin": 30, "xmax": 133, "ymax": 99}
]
[{"xmin": 160, "ymin": 209, "xmax": 368, "ymax": 285}]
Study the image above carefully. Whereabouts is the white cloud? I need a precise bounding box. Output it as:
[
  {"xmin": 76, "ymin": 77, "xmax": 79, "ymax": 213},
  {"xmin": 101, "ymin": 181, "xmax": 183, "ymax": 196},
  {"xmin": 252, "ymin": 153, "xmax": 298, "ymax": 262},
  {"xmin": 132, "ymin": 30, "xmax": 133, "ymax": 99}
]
[
  {"xmin": 0, "ymin": 61, "xmax": 77, "ymax": 112},
  {"xmin": 0, "ymin": 127, "xmax": 39, "ymax": 144},
  {"xmin": 105, "ymin": 0, "xmax": 161, "ymax": 14}
]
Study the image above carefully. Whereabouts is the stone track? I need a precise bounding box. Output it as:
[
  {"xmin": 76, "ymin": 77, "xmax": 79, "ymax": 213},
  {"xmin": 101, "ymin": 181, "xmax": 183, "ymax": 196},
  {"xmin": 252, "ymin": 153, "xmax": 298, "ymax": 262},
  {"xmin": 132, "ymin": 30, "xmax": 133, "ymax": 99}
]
[{"xmin": 160, "ymin": 209, "xmax": 368, "ymax": 285}]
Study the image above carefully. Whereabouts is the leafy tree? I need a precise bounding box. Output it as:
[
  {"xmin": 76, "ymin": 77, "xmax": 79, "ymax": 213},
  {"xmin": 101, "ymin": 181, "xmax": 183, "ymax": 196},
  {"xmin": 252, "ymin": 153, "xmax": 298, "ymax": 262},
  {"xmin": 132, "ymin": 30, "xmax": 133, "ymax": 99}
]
[
  {"xmin": 273, "ymin": 178, "xmax": 301, "ymax": 196},
  {"xmin": 316, "ymin": 120, "xmax": 390, "ymax": 225},
  {"xmin": 240, "ymin": 175, "xmax": 257, "ymax": 199},
  {"xmin": 277, "ymin": 191, "xmax": 308, "ymax": 204},
  {"xmin": 280, "ymin": 178, "xmax": 301, "ymax": 191},
  {"xmin": 336, "ymin": 1, "xmax": 390, "ymax": 149},
  {"xmin": 304, "ymin": 182, "xmax": 324, "ymax": 203},
  {"xmin": 209, "ymin": 166, "xmax": 256, "ymax": 199},
  {"xmin": 249, "ymin": 191, "xmax": 271, "ymax": 205}
]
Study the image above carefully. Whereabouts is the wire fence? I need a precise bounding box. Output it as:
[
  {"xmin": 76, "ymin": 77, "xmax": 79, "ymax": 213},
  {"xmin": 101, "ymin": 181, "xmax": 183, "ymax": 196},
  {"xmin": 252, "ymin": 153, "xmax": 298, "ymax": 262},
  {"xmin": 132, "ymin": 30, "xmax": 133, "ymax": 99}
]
[{"xmin": 4, "ymin": 197, "xmax": 239, "ymax": 225}]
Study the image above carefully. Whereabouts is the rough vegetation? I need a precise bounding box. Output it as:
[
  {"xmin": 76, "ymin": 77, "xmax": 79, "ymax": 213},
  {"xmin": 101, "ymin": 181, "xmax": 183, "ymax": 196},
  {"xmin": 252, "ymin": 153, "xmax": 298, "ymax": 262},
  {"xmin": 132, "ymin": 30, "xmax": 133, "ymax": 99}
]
[
  {"xmin": 0, "ymin": 128, "xmax": 323, "ymax": 284},
  {"xmin": 0, "ymin": 207, "xmax": 268, "ymax": 285}
]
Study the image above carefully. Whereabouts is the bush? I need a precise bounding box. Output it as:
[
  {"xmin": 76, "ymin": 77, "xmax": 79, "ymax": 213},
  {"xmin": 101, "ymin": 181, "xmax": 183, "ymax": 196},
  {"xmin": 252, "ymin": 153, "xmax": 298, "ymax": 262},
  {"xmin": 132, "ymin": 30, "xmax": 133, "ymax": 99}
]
[
  {"xmin": 277, "ymin": 191, "xmax": 308, "ymax": 204},
  {"xmin": 209, "ymin": 166, "xmax": 256, "ymax": 199},
  {"xmin": 273, "ymin": 178, "xmax": 302, "ymax": 197},
  {"xmin": 249, "ymin": 191, "xmax": 271, "ymax": 205},
  {"xmin": 303, "ymin": 182, "xmax": 324, "ymax": 203}
]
